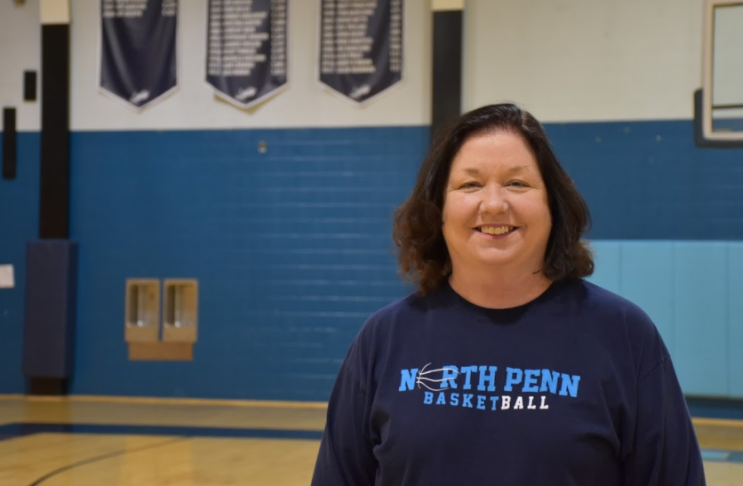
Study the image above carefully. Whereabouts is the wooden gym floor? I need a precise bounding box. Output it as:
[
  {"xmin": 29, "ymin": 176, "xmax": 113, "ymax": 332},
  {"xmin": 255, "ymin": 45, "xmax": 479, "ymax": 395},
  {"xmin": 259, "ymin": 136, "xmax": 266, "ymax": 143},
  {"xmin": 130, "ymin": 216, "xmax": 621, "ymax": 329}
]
[{"xmin": 1, "ymin": 396, "xmax": 742, "ymax": 485}]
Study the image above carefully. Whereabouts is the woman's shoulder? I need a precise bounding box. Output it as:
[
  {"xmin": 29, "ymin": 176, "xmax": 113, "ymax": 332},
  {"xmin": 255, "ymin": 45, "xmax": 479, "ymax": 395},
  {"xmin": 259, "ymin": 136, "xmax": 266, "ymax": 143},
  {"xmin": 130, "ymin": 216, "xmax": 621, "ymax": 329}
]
[
  {"xmin": 341, "ymin": 290, "xmax": 440, "ymax": 381},
  {"xmin": 561, "ymin": 279, "xmax": 667, "ymax": 366},
  {"xmin": 561, "ymin": 278, "xmax": 654, "ymax": 326},
  {"xmin": 359, "ymin": 289, "xmax": 439, "ymax": 334},
  {"xmin": 347, "ymin": 287, "xmax": 454, "ymax": 354}
]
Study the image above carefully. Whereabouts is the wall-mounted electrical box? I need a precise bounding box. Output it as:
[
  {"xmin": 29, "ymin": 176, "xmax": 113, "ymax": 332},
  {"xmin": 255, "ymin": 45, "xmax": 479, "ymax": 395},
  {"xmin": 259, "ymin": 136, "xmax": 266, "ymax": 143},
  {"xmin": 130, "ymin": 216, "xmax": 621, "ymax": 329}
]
[
  {"xmin": 162, "ymin": 279, "xmax": 198, "ymax": 343},
  {"xmin": 124, "ymin": 279, "xmax": 160, "ymax": 342}
]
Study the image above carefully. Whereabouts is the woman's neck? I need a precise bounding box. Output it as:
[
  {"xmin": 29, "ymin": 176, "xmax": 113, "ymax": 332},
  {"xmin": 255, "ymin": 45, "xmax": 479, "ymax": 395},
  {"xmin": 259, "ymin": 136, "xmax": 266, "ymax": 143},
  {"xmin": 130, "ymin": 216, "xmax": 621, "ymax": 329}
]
[{"xmin": 448, "ymin": 267, "xmax": 552, "ymax": 309}]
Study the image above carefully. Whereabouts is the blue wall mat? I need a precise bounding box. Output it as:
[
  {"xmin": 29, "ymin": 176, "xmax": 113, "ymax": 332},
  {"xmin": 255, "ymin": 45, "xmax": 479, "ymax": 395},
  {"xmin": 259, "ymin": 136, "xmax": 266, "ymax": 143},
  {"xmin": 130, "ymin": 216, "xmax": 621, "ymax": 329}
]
[
  {"xmin": 544, "ymin": 120, "xmax": 743, "ymax": 240},
  {"xmin": 673, "ymin": 243, "xmax": 728, "ymax": 396},
  {"xmin": 585, "ymin": 241, "xmax": 621, "ymax": 293},
  {"xmin": 68, "ymin": 127, "xmax": 427, "ymax": 401},
  {"xmin": 575, "ymin": 241, "xmax": 742, "ymax": 398},
  {"xmin": 729, "ymin": 245, "xmax": 743, "ymax": 398},
  {"xmin": 619, "ymin": 242, "xmax": 675, "ymax": 355},
  {"xmin": 0, "ymin": 133, "xmax": 40, "ymax": 393}
]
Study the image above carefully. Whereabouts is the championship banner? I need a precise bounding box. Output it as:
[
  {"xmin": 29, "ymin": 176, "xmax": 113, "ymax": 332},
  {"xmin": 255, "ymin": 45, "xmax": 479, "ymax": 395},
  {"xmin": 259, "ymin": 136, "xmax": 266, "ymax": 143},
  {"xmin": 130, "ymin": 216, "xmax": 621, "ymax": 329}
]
[
  {"xmin": 99, "ymin": 0, "xmax": 178, "ymax": 111},
  {"xmin": 319, "ymin": 0, "xmax": 403, "ymax": 105},
  {"xmin": 206, "ymin": 0, "xmax": 288, "ymax": 109}
]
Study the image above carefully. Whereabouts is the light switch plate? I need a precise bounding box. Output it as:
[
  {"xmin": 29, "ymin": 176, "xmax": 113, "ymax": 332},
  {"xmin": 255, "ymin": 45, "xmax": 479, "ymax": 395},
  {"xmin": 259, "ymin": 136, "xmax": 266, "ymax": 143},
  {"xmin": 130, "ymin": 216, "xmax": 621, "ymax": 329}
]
[{"xmin": 0, "ymin": 265, "xmax": 14, "ymax": 289}]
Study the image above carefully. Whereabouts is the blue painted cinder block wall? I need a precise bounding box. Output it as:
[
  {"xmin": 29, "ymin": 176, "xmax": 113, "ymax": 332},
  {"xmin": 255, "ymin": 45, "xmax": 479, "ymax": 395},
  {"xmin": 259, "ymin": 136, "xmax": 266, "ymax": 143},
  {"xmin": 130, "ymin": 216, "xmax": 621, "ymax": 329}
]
[
  {"xmin": 2, "ymin": 120, "xmax": 742, "ymax": 401},
  {"xmin": 65, "ymin": 119, "xmax": 743, "ymax": 401},
  {"xmin": 67, "ymin": 127, "xmax": 426, "ymax": 401},
  {"xmin": 549, "ymin": 120, "xmax": 743, "ymax": 240},
  {"xmin": 0, "ymin": 134, "xmax": 40, "ymax": 393}
]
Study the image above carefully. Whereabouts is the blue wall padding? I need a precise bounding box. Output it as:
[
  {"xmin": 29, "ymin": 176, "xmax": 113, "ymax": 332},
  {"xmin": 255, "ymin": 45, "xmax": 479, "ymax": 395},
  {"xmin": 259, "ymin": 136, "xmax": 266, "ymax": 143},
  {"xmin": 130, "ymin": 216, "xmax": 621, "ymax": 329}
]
[
  {"xmin": 587, "ymin": 241, "xmax": 743, "ymax": 399},
  {"xmin": 23, "ymin": 239, "xmax": 78, "ymax": 379}
]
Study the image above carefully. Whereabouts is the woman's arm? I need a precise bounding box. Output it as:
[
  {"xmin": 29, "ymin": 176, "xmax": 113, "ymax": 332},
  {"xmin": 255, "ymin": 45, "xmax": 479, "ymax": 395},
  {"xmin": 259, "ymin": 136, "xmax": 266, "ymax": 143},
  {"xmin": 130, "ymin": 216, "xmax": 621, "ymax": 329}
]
[
  {"xmin": 622, "ymin": 355, "xmax": 706, "ymax": 485},
  {"xmin": 311, "ymin": 362, "xmax": 377, "ymax": 486}
]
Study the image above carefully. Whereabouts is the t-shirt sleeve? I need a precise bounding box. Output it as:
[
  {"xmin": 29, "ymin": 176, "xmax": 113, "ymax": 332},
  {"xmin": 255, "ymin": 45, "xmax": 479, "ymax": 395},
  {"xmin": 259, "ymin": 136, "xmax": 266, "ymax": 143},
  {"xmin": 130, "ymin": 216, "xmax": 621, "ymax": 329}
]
[
  {"xmin": 311, "ymin": 341, "xmax": 377, "ymax": 486},
  {"xmin": 621, "ymin": 352, "xmax": 706, "ymax": 485}
]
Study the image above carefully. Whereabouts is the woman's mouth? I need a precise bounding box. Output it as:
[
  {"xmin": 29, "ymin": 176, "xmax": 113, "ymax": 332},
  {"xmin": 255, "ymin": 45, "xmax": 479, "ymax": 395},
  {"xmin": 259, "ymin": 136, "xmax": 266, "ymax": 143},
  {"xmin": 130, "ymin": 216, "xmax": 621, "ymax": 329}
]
[{"xmin": 475, "ymin": 225, "xmax": 517, "ymax": 237}]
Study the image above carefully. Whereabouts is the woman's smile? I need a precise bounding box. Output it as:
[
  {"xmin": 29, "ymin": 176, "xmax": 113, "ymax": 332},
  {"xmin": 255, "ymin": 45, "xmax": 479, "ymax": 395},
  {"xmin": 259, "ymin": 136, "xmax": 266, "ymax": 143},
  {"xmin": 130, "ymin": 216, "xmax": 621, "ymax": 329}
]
[{"xmin": 475, "ymin": 225, "xmax": 518, "ymax": 238}]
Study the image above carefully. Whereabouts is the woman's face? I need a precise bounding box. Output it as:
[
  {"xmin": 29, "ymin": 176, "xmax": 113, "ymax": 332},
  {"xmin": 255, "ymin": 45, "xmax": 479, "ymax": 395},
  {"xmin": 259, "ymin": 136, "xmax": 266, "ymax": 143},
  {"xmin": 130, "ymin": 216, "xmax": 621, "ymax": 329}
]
[{"xmin": 442, "ymin": 130, "xmax": 552, "ymax": 277}]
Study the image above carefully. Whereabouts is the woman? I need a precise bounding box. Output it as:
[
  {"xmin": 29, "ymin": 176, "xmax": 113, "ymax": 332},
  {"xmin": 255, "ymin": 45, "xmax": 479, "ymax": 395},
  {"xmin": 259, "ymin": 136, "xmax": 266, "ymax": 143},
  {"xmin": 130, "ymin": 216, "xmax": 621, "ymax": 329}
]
[{"xmin": 311, "ymin": 104, "xmax": 705, "ymax": 485}]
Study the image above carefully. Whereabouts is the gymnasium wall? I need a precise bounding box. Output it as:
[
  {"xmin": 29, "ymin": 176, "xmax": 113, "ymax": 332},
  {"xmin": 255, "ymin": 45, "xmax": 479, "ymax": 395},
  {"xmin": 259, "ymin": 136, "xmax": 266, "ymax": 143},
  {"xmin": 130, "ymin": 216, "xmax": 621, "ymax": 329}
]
[
  {"xmin": 0, "ymin": 0, "xmax": 431, "ymax": 399},
  {"xmin": 1, "ymin": 0, "xmax": 742, "ymax": 401},
  {"xmin": 465, "ymin": 0, "xmax": 743, "ymax": 398},
  {"xmin": 0, "ymin": 2, "xmax": 41, "ymax": 393},
  {"xmin": 68, "ymin": 0, "xmax": 431, "ymax": 401},
  {"xmin": 0, "ymin": 2, "xmax": 41, "ymax": 131}
]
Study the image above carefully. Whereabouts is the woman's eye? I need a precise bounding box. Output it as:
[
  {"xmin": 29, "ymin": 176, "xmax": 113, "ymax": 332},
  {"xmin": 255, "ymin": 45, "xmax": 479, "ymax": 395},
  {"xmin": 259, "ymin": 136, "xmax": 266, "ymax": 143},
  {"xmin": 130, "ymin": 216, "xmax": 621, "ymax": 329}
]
[
  {"xmin": 459, "ymin": 181, "xmax": 480, "ymax": 189},
  {"xmin": 507, "ymin": 180, "xmax": 529, "ymax": 188}
]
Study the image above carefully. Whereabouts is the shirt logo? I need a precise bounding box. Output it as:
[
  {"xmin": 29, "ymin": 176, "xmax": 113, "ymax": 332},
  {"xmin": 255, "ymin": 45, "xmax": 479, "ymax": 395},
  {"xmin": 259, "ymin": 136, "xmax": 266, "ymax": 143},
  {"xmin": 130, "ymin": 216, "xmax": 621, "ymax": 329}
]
[{"xmin": 399, "ymin": 363, "xmax": 581, "ymax": 412}]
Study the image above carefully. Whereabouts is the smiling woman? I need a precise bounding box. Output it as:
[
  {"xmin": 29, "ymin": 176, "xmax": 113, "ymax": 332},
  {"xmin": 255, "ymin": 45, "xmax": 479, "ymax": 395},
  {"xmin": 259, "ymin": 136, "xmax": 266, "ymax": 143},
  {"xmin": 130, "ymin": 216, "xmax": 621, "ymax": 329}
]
[{"xmin": 310, "ymin": 104, "xmax": 707, "ymax": 486}]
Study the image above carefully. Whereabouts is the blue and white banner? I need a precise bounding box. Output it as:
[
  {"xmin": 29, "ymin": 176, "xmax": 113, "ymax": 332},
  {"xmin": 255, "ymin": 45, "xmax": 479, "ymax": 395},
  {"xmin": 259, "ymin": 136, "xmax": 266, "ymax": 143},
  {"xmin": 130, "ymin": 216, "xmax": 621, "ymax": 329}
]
[
  {"xmin": 206, "ymin": 0, "xmax": 288, "ymax": 109},
  {"xmin": 319, "ymin": 0, "xmax": 403, "ymax": 105},
  {"xmin": 99, "ymin": 0, "xmax": 178, "ymax": 111}
]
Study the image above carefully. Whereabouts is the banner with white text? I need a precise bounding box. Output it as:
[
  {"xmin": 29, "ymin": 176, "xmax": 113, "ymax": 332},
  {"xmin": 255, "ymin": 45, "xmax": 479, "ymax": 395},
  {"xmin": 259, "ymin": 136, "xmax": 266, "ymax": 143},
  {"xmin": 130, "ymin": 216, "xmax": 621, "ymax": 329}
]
[
  {"xmin": 319, "ymin": 0, "xmax": 403, "ymax": 105},
  {"xmin": 206, "ymin": 0, "xmax": 289, "ymax": 109},
  {"xmin": 99, "ymin": 0, "xmax": 178, "ymax": 111}
]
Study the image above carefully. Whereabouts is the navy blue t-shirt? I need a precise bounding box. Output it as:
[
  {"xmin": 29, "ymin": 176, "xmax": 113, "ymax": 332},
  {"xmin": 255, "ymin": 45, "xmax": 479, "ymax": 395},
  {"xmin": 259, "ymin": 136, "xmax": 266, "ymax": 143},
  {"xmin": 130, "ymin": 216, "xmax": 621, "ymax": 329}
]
[{"xmin": 311, "ymin": 279, "xmax": 706, "ymax": 485}]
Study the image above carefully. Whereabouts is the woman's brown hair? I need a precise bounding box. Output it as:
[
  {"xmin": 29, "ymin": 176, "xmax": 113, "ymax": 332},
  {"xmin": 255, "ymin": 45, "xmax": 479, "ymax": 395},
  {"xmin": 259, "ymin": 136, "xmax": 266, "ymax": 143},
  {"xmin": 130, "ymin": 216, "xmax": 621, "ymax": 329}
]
[{"xmin": 393, "ymin": 103, "xmax": 594, "ymax": 295}]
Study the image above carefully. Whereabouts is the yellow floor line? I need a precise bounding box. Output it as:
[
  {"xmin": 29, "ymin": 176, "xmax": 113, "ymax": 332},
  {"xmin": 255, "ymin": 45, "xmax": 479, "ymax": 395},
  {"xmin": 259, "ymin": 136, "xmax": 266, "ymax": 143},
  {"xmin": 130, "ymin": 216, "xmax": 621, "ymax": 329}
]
[
  {"xmin": 2, "ymin": 395, "xmax": 741, "ymax": 421},
  {"xmin": 693, "ymin": 417, "xmax": 743, "ymax": 428},
  {"xmin": 0, "ymin": 394, "xmax": 328, "ymax": 410},
  {"xmin": 0, "ymin": 395, "xmax": 23, "ymax": 400}
]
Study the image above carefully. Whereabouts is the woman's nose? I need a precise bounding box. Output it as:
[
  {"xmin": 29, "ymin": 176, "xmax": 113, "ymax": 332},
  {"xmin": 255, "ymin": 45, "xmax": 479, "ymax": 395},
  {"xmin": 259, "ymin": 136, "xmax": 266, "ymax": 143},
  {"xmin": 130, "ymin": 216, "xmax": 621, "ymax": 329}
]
[{"xmin": 480, "ymin": 185, "xmax": 508, "ymax": 214}]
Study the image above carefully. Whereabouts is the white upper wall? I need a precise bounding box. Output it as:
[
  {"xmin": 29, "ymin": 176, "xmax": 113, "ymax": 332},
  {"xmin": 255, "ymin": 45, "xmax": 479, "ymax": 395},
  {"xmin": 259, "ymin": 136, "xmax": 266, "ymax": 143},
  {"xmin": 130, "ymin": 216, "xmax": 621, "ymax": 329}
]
[
  {"xmin": 1, "ymin": 0, "xmax": 712, "ymax": 130},
  {"xmin": 0, "ymin": 2, "xmax": 41, "ymax": 131},
  {"xmin": 464, "ymin": 0, "xmax": 704, "ymax": 122},
  {"xmin": 71, "ymin": 0, "xmax": 432, "ymax": 130}
]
